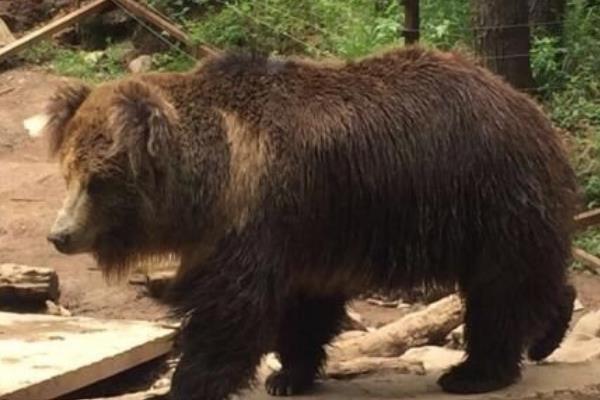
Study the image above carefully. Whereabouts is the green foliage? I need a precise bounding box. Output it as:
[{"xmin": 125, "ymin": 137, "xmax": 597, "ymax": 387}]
[
  {"xmin": 23, "ymin": 41, "xmax": 129, "ymax": 82},
  {"xmin": 529, "ymin": 2, "xmax": 600, "ymax": 209},
  {"xmin": 182, "ymin": 0, "xmax": 473, "ymax": 57},
  {"xmin": 151, "ymin": 49, "xmax": 197, "ymax": 72},
  {"xmin": 21, "ymin": 40, "xmax": 59, "ymax": 64},
  {"xmin": 147, "ymin": 0, "xmax": 213, "ymax": 21},
  {"xmin": 575, "ymin": 227, "xmax": 600, "ymax": 258},
  {"xmin": 185, "ymin": 0, "xmax": 403, "ymax": 58},
  {"xmin": 420, "ymin": 0, "xmax": 472, "ymax": 49}
]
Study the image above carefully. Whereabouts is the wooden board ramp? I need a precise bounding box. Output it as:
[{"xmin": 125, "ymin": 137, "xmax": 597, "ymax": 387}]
[{"xmin": 0, "ymin": 312, "xmax": 176, "ymax": 400}]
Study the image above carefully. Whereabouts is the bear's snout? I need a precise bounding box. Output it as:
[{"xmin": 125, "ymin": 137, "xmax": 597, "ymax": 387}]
[{"xmin": 47, "ymin": 231, "xmax": 71, "ymax": 253}]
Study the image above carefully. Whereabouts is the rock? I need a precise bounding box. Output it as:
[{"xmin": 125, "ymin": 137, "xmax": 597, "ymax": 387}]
[
  {"xmin": 399, "ymin": 346, "xmax": 465, "ymax": 372},
  {"xmin": 45, "ymin": 300, "xmax": 72, "ymax": 316},
  {"xmin": 24, "ymin": 113, "xmax": 50, "ymax": 138},
  {"xmin": 128, "ymin": 55, "xmax": 153, "ymax": 74},
  {"xmin": 83, "ymin": 50, "xmax": 105, "ymax": 65},
  {"xmin": 0, "ymin": 263, "xmax": 60, "ymax": 305},
  {"xmin": 574, "ymin": 298, "xmax": 584, "ymax": 312},
  {"xmin": 445, "ymin": 324, "xmax": 464, "ymax": 349},
  {"xmin": 547, "ymin": 310, "xmax": 600, "ymax": 364}
]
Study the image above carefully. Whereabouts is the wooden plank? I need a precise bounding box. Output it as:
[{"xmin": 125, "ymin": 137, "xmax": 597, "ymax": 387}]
[
  {"xmin": 0, "ymin": 312, "xmax": 176, "ymax": 400},
  {"xmin": 112, "ymin": 0, "xmax": 220, "ymax": 57},
  {"xmin": 84, "ymin": 388, "xmax": 168, "ymax": 400},
  {"xmin": 0, "ymin": 17, "xmax": 15, "ymax": 47},
  {"xmin": 0, "ymin": 0, "xmax": 112, "ymax": 62},
  {"xmin": 575, "ymin": 208, "xmax": 600, "ymax": 231},
  {"xmin": 573, "ymin": 247, "xmax": 600, "ymax": 272}
]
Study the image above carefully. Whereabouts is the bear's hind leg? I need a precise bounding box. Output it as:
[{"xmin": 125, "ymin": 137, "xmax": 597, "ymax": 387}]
[
  {"xmin": 438, "ymin": 279, "xmax": 523, "ymax": 394},
  {"xmin": 266, "ymin": 294, "xmax": 347, "ymax": 396}
]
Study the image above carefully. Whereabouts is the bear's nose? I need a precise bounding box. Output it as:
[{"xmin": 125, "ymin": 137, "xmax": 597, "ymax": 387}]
[{"xmin": 47, "ymin": 232, "xmax": 71, "ymax": 250}]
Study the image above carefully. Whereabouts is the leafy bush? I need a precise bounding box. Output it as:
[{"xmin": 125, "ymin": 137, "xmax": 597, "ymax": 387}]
[
  {"xmin": 23, "ymin": 41, "xmax": 129, "ymax": 82},
  {"xmin": 530, "ymin": 2, "xmax": 600, "ymax": 209},
  {"xmin": 151, "ymin": 49, "xmax": 197, "ymax": 71},
  {"xmin": 185, "ymin": 0, "xmax": 402, "ymax": 58}
]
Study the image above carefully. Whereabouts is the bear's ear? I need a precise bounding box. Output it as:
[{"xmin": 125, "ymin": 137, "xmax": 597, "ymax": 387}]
[
  {"xmin": 108, "ymin": 80, "xmax": 178, "ymax": 178},
  {"xmin": 42, "ymin": 81, "xmax": 91, "ymax": 156}
]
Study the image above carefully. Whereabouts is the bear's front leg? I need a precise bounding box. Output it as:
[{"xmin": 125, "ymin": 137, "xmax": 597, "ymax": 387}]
[
  {"xmin": 168, "ymin": 259, "xmax": 278, "ymax": 399},
  {"xmin": 171, "ymin": 317, "xmax": 264, "ymax": 400}
]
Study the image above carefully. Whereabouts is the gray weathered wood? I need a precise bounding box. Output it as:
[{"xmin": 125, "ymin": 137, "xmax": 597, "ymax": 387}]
[
  {"xmin": 0, "ymin": 263, "xmax": 59, "ymax": 304},
  {"xmin": 0, "ymin": 312, "xmax": 176, "ymax": 400},
  {"xmin": 0, "ymin": 17, "xmax": 15, "ymax": 47}
]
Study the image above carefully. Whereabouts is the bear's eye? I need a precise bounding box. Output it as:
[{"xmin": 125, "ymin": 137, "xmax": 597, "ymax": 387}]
[{"xmin": 87, "ymin": 176, "xmax": 108, "ymax": 196}]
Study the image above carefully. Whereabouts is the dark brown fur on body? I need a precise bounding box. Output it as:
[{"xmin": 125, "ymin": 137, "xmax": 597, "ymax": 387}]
[{"xmin": 44, "ymin": 46, "xmax": 577, "ymax": 399}]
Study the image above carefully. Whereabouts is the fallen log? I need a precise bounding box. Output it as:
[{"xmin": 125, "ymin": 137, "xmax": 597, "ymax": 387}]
[
  {"xmin": 572, "ymin": 247, "xmax": 600, "ymax": 273},
  {"xmin": 145, "ymin": 270, "xmax": 176, "ymax": 298},
  {"xmin": 326, "ymin": 356, "xmax": 425, "ymax": 379},
  {"xmin": 329, "ymin": 294, "xmax": 463, "ymax": 361},
  {"xmin": 0, "ymin": 263, "xmax": 59, "ymax": 304},
  {"xmin": 574, "ymin": 208, "xmax": 600, "ymax": 231}
]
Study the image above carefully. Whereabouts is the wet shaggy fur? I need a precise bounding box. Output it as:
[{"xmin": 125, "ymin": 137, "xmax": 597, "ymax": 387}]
[{"xmin": 45, "ymin": 46, "xmax": 577, "ymax": 399}]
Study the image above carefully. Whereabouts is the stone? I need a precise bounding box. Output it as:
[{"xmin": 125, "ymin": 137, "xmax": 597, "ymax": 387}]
[
  {"xmin": 45, "ymin": 300, "xmax": 71, "ymax": 317},
  {"xmin": 547, "ymin": 310, "xmax": 600, "ymax": 364},
  {"xmin": 128, "ymin": 55, "xmax": 153, "ymax": 74},
  {"xmin": 445, "ymin": 323, "xmax": 464, "ymax": 349},
  {"xmin": 399, "ymin": 346, "xmax": 465, "ymax": 372}
]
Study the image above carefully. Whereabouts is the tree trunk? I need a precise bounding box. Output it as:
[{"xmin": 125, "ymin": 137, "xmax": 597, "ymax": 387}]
[
  {"xmin": 471, "ymin": 0, "xmax": 536, "ymax": 90},
  {"xmin": 528, "ymin": 0, "xmax": 566, "ymax": 37}
]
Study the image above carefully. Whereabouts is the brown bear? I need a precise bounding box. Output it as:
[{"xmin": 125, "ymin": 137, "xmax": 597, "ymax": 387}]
[{"xmin": 41, "ymin": 46, "xmax": 577, "ymax": 400}]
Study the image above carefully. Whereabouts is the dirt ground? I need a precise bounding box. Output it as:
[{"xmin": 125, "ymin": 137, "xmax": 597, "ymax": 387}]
[{"xmin": 2, "ymin": 67, "xmax": 600, "ymax": 399}]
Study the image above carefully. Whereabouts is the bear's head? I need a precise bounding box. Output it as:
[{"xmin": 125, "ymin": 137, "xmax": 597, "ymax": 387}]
[{"xmin": 37, "ymin": 79, "xmax": 178, "ymax": 275}]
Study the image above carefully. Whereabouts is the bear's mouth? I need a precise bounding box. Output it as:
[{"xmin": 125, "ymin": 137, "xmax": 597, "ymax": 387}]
[{"xmin": 47, "ymin": 228, "xmax": 96, "ymax": 255}]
